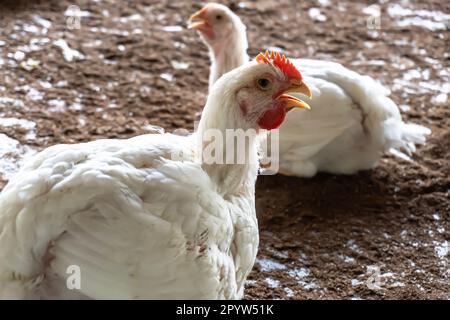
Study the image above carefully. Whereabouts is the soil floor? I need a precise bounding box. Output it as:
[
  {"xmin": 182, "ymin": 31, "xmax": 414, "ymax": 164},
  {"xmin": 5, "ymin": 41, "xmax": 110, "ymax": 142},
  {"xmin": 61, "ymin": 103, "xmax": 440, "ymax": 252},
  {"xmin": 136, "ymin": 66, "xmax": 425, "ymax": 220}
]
[{"xmin": 0, "ymin": 0, "xmax": 448, "ymax": 299}]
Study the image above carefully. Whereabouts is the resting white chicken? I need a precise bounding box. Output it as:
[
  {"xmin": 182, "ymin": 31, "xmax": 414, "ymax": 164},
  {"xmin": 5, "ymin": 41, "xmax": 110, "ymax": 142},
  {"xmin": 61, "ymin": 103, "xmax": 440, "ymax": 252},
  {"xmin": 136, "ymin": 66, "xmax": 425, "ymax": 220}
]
[
  {"xmin": 0, "ymin": 57, "xmax": 311, "ymax": 299},
  {"xmin": 189, "ymin": 3, "xmax": 431, "ymax": 177}
]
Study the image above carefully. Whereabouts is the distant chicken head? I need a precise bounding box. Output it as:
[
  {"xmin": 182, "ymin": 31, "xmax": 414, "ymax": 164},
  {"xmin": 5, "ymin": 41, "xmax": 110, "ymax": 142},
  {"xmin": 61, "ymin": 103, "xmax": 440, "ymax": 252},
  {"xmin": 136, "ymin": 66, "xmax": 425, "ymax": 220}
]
[
  {"xmin": 188, "ymin": 3, "xmax": 240, "ymax": 43},
  {"xmin": 223, "ymin": 51, "xmax": 312, "ymax": 130}
]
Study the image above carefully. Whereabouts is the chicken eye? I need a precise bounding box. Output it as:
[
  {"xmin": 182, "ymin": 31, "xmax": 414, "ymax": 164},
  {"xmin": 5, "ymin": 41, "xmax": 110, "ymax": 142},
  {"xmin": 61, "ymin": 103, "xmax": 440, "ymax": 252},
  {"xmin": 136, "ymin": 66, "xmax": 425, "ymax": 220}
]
[
  {"xmin": 257, "ymin": 78, "xmax": 271, "ymax": 90},
  {"xmin": 216, "ymin": 14, "xmax": 222, "ymax": 20}
]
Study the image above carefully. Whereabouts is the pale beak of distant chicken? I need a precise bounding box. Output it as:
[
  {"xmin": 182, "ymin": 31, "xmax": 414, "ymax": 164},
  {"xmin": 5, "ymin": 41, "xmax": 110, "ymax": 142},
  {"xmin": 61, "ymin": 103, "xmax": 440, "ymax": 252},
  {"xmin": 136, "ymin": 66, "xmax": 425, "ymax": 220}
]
[
  {"xmin": 188, "ymin": 7, "xmax": 210, "ymax": 31},
  {"xmin": 276, "ymin": 79, "xmax": 313, "ymax": 111}
]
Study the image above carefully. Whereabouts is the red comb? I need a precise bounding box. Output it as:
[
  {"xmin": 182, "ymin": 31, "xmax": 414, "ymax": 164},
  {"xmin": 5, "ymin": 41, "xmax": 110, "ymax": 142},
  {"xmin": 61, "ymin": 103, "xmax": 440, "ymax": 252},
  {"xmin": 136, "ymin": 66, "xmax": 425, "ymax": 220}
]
[{"xmin": 256, "ymin": 50, "xmax": 302, "ymax": 81}]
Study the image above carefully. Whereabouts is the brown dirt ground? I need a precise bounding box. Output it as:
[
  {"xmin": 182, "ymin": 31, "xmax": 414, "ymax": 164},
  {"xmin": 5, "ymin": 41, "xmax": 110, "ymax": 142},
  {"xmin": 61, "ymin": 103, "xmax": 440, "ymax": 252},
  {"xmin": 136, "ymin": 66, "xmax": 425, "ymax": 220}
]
[{"xmin": 0, "ymin": 0, "xmax": 448, "ymax": 299}]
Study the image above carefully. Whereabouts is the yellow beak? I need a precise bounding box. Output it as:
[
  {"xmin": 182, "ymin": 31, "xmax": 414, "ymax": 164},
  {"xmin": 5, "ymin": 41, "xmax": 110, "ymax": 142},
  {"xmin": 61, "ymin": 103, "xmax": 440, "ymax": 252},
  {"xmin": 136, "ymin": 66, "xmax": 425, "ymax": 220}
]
[
  {"xmin": 277, "ymin": 80, "xmax": 313, "ymax": 110},
  {"xmin": 188, "ymin": 8, "xmax": 208, "ymax": 30}
]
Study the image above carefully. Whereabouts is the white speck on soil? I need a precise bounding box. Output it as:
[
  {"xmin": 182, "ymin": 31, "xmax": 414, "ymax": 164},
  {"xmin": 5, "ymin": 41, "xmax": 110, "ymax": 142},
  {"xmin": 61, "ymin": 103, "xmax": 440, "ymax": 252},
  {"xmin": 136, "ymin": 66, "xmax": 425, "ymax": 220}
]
[
  {"xmin": 289, "ymin": 268, "xmax": 309, "ymax": 278},
  {"xmin": 0, "ymin": 134, "xmax": 36, "ymax": 181},
  {"xmin": 245, "ymin": 279, "xmax": 257, "ymax": 286},
  {"xmin": 48, "ymin": 99, "xmax": 66, "ymax": 112},
  {"xmin": 399, "ymin": 104, "xmax": 411, "ymax": 112},
  {"xmin": 90, "ymin": 27, "xmax": 130, "ymax": 37},
  {"xmin": 56, "ymin": 80, "xmax": 68, "ymax": 87},
  {"xmin": 403, "ymin": 69, "xmax": 422, "ymax": 81},
  {"xmin": 346, "ymin": 239, "xmax": 364, "ymax": 255},
  {"xmin": 53, "ymin": 39, "xmax": 85, "ymax": 62},
  {"xmin": 22, "ymin": 23, "xmax": 40, "ymax": 34},
  {"xmin": 433, "ymin": 240, "xmax": 449, "ymax": 261},
  {"xmin": 171, "ymin": 61, "xmax": 189, "ymax": 70},
  {"xmin": 162, "ymin": 25, "xmax": 183, "ymax": 32},
  {"xmin": 0, "ymin": 97, "xmax": 25, "ymax": 107},
  {"xmin": 78, "ymin": 117, "xmax": 86, "ymax": 127},
  {"xmin": 318, "ymin": 0, "xmax": 331, "ymax": 6},
  {"xmin": 388, "ymin": 4, "xmax": 450, "ymax": 31},
  {"xmin": 0, "ymin": 118, "xmax": 36, "ymax": 140},
  {"xmin": 70, "ymin": 102, "xmax": 83, "ymax": 111},
  {"xmin": 432, "ymin": 93, "xmax": 447, "ymax": 105},
  {"xmin": 298, "ymin": 251, "xmax": 307, "ymax": 262},
  {"xmin": 84, "ymin": 39, "xmax": 103, "ymax": 48},
  {"xmin": 390, "ymin": 281, "xmax": 406, "ymax": 288},
  {"xmin": 256, "ymin": 258, "xmax": 286, "ymax": 272},
  {"xmin": 351, "ymin": 279, "xmax": 364, "ymax": 287},
  {"xmin": 20, "ymin": 58, "xmax": 40, "ymax": 71},
  {"xmin": 339, "ymin": 254, "xmax": 356, "ymax": 263},
  {"xmin": 160, "ymin": 73, "xmax": 174, "ymax": 81},
  {"xmin": 13, "ymin": 51, "xmax": 26, "ymax": 61},
  {"xmin": 264, "ymin": 277, "xmax": 280, "ymax": 289},
  {"xmin": 419, "ymin": 81, "xmax": 449, "ymax": 94},
  {"xmin": 288, "ymin": 268, "xmax": 317, "ymax": 289},
  {"xmin": 265, "ymin": 247, "xmax": 289, "ymax": 260},
  {"xmin": 283, "ymin": 287, "xmax": 295, "ymax": 297},
  {"xmin": 15, "ymin": 85, "xmax": 44, "ymax": 101},
  {"xmin": 37, "ymin": 80, "xmax": 52, "ymax": 89},
  {"xmin": 173, "ymin": 41, "xmax": 186, "ymax": 49},
  {"xmin": 381, "ymin": 272, "xmax": 395, "ymax": 278},
  {"xmin": 115, "ymin": 14, "xmax": 142, "ymax": 24},
  {"xmin": 32, "ymin": 15, "xmax": 52, "ymax": 29},
  {"xmin": 308, "ymin": 8, "xmax": 327, "ymax": 22}
]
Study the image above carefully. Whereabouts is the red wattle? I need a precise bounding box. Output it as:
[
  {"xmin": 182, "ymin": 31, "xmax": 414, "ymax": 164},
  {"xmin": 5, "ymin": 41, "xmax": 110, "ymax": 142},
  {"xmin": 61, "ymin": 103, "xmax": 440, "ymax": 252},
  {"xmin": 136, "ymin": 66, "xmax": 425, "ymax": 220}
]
[{"xmin": 257, "ymin": 104, "xmax": 286, "ymax": 130}]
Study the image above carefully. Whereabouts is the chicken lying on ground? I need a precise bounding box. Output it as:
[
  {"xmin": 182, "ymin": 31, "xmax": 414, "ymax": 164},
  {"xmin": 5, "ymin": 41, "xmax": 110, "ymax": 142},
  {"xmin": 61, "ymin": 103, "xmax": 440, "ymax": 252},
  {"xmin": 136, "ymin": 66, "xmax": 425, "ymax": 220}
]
[
  {"xmin": 189, "ymin": 3, "xmax": 431, "ymax": 177},
  {"xmin": 0, "ymin": 55, "xmax": 311, "ymax": 299}
]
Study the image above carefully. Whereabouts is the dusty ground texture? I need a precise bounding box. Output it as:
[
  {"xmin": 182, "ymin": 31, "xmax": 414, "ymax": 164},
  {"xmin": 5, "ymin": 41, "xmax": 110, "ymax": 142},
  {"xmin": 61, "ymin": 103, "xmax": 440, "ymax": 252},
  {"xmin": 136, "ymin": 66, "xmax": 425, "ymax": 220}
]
[{"xmin": 0, "ymin": 0, "xmax": 448, "ymax": 299}]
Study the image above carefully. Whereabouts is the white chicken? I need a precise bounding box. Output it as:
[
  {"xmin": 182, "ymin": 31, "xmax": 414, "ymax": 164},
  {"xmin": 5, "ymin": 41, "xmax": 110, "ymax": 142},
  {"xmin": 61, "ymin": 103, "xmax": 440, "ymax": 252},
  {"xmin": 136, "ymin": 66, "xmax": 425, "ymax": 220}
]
[
  {"xmin": 189, "ymin": 3, "xmax": 431, "ymax": 177},
  {"xmin": 0, "ymin": 57, "xmax": 311, "ymax": 299}
]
